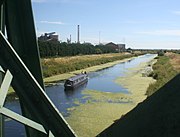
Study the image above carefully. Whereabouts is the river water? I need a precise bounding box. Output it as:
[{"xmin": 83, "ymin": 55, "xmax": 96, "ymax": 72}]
[{"xmin": 4, "ymin": 54, "xmax": 156, "ymax": 137}]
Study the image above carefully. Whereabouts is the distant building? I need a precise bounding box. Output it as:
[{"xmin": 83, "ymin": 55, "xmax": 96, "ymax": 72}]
[
  {"xmin": 38, "ymin": 32, "xmax": 59, "ymax": 41},
  {"xmin": 105, "ymin": 42, "xmax": 126, "ymax": 52},
  {"xmin": 126, "ymin": 48, "xmax": 133, "ymax": 53},
  {"xmin": 117, "ymin": 44, "xmax": 126, "ymax": 52},
  {"xmin": 105, "ymin": 42, "xmax": 119, "ymax": 51}
]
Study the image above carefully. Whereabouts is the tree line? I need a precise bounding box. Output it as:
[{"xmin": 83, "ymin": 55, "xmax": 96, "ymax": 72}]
[{"xmin": 38, "ymin": 41, "xmax": 118, "ymax": 58}]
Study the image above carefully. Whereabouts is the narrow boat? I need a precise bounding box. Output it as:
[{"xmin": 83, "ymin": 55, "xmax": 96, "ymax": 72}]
[{"xmin": 64, "ymin": 73, "xmax": 88, "ymax": 90}]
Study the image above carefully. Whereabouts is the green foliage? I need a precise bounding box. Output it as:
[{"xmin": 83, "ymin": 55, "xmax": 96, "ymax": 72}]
[
  {"xmin": 95, "ymin": 45, "xmax": 117, "ymax": 53},
  {"xmin": 146, "ymin": 56, "xmax": 178, "ymax": 96},
  {"xmin": 95, "ymin": 48, "xmax": 103, "ymax": 54},
  {"xmin": 171, "ymin": 50, "xmax": 180, "ymax": 54},
  {"xmin": 157, "ymin": 50, "xmax": 165, "ymax": 56},
  {"xmin": 38, "ymin": 41, "xmax": 118, "ymax": 58}
]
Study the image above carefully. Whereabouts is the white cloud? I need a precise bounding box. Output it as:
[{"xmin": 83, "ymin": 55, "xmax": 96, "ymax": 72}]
[
  {"xmin": 136, "ymin": 29, "xmax": 180, "ymax": 36},
  {"xmin": 172, "ymin": 10, "xmax": 180, "ymax": 15},
  {"xmin": 40, "ymin": 21, "xmax": 65, "ymax": 25}
]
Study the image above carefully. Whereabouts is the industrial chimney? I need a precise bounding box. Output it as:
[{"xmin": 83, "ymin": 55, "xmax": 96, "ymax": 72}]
[{"xmin": 77, "ymin": 25, "xmax": 80, "ymax": 43}]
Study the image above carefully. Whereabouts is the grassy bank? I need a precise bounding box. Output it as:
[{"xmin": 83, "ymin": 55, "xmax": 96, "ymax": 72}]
[
  {"xmin": 41, "ymin": 53, "xmax": 141, "ymax": 78},
  {"xmin": 146, "ymin": 53, "xmax": 180, "ymax": 96}
]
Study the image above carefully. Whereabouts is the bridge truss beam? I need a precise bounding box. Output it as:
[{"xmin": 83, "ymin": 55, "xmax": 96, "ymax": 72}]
[{"xmin": 0, "ymin": 0, "xmax": 76, "ymax": 136}]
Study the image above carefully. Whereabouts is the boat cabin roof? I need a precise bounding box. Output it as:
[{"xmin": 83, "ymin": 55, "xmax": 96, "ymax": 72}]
[{"xmin": 68, "ymin": 74, "xmax": 86, "ymax": 82}]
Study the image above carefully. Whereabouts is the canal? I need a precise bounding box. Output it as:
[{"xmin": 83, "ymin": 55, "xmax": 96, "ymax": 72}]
[{"xmin": 4, "ymin": 54, "xmax": 156, "ymax": 137}]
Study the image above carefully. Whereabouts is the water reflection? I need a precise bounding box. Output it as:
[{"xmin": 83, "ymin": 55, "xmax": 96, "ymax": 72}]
[
  {"xmin": 64, "ymin": 82, "xmax": 88, "ymax": 97},
  {"xmin": 127, "ymin": 58, "xmax": 133, "ymax": 62}
]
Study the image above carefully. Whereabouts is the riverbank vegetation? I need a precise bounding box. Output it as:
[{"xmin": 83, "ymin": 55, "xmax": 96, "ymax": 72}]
[
  {"xmin": 38, "ymin": 41, "xmax": 120, "ymax": 57},
  {"xmin": 146, "ymin": 53, "xmax": 180, "ymax": 96},
  {"xmin": 41, "ymin": 53, "xmax": 141, "ymax": 78}
]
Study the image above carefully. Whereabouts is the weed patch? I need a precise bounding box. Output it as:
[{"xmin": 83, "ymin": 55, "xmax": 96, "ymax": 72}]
[{"xmin": 146, "ymin": 56, "xmax": 178, "ymax": 96}]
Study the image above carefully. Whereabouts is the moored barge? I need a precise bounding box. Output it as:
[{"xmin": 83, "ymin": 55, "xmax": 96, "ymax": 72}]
[{"xmin": 64, "ymin": 73, "xmax": 88, "ymax": 90}]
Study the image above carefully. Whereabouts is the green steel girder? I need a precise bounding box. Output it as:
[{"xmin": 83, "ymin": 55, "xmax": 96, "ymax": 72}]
[
  {"xmin": 0, "ymin": 70, "xmax": 55, "ymax": 137},
  {"xmin": 0, "ymin": 70, "xmax": 12, "ymax": 108},
  {"xmin": 0, "ymin": 1, "xmax": 4, "ymax": 8},
  {"xmin": 0, "ymin": 0, "xmax": 76, "ymax": 136},
  {"xmin": 0, "ymin": 70, "xmax": 52, "ymax": 136},
  {"xmin": 0, "ymin": 114, "xmax": 3, "ymax": 137},
  {"xmin": 5, "ymin": 0, "xmax": 44, "ymax": 88},
  {"xmin": 0, "ymin": 2, "xmax": 5, "ymax": 137},
  {"xmin": 0, "ymin": 107, "xmax": 47, "ymax": 135},
  {"xmin": 4, "ymin": 0, "xmax": 45, "ymax": 136},
  {"xmin": 0, "ymin": 4, "xmax": 5, "ymax": 34},
  {"xmin": 0, "ymin": 32, "xmax": 76, "ymax": 137}
]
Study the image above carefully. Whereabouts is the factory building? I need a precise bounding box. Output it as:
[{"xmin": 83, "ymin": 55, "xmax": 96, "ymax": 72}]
[
  {"xmin": 38, "ymin": 32, "xmax": 59, "ymax": 41},
  {"xmin": 105, "ymin": 42, "xmax": 126, "ymax": 52},
  {"xmin": 117, "ymin": 44, "xmax": 126, "ymax": 52}
]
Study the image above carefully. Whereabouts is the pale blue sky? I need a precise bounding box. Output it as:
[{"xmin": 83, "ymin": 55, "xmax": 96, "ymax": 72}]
[{"xmin": 32, "ymin": 0, "xmax": 180, "ymax": 49}]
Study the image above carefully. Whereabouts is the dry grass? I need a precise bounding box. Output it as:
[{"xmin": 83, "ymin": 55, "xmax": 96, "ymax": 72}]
[
  {"xmin": 166, "ymin": 52, "xmax": 180, "ymax": 72},
  {"xmin": 44, "ymin": 57, "xmax": 134, "ymax": 84},
  {"xmin": 43, "ymin": 53, "xmax": 128, "ymax": 64},
  {"xmin": 42, "ymin": 53, "xmax": 133, "ymax": 78}
]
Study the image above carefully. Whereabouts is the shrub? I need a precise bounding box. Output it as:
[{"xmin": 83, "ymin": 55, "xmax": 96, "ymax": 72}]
[
  {"xmin": 146, "ymin": 56, "xmax": 178, "ymax": 96},
  {"xmin": 157, "ymin": 50, "xmax": 164, "ymax": 56}
]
